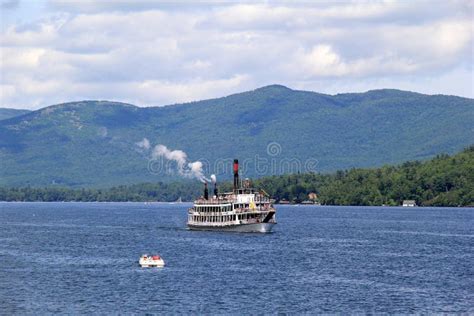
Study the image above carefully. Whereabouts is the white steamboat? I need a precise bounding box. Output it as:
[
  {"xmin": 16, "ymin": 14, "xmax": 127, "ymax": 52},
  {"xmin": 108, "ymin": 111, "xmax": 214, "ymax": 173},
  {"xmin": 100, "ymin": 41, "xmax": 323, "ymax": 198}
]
[{"xmin": 187, "ymin": 159, "xmax": 276, "ymax": 233}]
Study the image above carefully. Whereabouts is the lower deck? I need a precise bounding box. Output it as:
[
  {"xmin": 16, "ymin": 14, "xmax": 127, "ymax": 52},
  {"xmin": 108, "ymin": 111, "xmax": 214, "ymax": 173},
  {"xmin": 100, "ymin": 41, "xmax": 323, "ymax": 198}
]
[{"xmin": 187, "ymin": 209, "xmax": 276, "ymax": 227}]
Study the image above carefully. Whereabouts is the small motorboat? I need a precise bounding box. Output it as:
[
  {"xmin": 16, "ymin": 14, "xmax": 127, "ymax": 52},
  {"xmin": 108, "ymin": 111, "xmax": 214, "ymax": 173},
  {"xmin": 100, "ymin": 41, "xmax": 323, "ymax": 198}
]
[{"xmin": 139, "ymin": 254, "xmax": 165, "ymax": 267}]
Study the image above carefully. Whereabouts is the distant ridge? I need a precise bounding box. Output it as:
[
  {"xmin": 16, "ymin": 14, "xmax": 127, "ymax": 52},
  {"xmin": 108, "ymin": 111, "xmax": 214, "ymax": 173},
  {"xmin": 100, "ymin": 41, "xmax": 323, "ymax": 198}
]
[
  {"xmin": 0, "ymin": 108, "xmax": 31, "ymax": 121},
  {"xmin": 0, "ymin": 85, "xmax": 472, "ymax": 187}
]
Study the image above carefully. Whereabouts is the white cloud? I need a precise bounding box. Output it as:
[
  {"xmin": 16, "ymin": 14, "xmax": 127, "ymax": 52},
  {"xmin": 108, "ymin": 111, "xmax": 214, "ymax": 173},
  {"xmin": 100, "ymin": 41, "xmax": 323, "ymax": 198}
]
[
  {"xmin": 290, "ymin": 44, "xmax": 421, "ymax": 79},
  {"xmin": 0, "ymin": 2, "xmax": 472, "ymax": 109}
]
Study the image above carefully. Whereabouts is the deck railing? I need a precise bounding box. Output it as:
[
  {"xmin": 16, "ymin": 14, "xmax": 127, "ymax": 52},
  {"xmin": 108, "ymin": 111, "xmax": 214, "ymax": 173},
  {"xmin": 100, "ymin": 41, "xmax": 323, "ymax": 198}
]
[{"xmin": 188, "ymin": 206, "xmax": 274, "ymax": 215}]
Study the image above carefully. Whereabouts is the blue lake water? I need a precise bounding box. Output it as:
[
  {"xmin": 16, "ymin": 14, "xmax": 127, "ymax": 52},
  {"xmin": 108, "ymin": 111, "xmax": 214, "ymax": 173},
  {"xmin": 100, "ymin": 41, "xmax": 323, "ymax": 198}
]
[{"xmin": 0, "ymin": 202, "xmax": 473, "ymax": 314}]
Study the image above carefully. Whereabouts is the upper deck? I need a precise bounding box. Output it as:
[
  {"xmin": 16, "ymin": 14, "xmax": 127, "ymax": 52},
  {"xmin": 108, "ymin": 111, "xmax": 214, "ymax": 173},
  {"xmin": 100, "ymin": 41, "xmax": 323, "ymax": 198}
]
[{"xmin": 194, "ymin": 188, "xmax": 272, "ymax": 205}]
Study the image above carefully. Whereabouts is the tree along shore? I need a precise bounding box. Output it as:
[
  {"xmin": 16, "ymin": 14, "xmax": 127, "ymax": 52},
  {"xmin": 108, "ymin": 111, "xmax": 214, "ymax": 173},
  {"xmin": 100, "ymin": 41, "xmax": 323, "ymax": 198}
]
[{"xmin": 1, "ymin": 146, "xmax": 472, "ymax": 206}]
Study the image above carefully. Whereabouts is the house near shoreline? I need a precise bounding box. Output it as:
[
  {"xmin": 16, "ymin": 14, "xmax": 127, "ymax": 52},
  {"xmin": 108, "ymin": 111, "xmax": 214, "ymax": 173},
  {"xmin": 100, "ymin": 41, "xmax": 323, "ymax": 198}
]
[{"xmin": 402, "ymin": 200, "xmax": 417, "ymax": 207}]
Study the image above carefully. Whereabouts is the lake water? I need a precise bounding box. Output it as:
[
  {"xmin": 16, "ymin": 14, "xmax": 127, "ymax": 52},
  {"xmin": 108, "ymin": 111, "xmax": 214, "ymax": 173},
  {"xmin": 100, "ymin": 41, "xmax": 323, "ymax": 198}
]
[{"xmin": 0, "ymin": 202, "xmax": 472, "ymax": 314}]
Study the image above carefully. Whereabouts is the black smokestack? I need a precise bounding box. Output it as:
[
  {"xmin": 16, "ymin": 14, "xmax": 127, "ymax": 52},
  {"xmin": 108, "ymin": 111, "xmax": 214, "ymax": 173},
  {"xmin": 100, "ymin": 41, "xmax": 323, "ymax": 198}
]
[
  {"xmin": 214, "ymin": 182, "xmax": 218, "ymax": 197},
  {"xmin": 204, "ymin": 182, "xmax": 209, "ymax": 200},
  {"xmin": 233, "ymin": 159, "xmax": 239, "ymax": 192}
]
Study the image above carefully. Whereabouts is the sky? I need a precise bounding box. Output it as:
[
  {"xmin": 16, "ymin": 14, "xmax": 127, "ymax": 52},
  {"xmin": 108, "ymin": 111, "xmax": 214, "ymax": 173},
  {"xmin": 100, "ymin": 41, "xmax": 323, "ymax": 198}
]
[{"xmin": 1, "ymin": 0, "xmax": 473, "ymax": 110}]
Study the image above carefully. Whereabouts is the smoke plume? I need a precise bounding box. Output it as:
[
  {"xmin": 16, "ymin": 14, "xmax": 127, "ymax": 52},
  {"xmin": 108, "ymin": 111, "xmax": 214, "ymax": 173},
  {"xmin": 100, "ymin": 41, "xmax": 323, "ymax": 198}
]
[
  {"xmin": 211, "ymin": 174, "xmax": 217, "ymax": 183},
  {"xmin": 151, "ymin": 144, "xmax": 210, "ymax": 182},
  {"xmin": 136, "ymin": 138, "xmax": 151, "ymax": 150}
]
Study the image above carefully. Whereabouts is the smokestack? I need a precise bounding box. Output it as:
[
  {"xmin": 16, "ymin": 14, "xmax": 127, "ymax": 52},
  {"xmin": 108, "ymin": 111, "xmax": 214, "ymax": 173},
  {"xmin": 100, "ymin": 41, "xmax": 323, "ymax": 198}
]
[
  {"xmin": 204, "ymin": 182, "xmax": 209, "ymax": 200},
  {"xmin": 211, "ymin": 174, "xmax": 217, "ymax": 197},
  {"xmin": 233, "ymin": 159, "xmax": 239, "ymax": 192}
]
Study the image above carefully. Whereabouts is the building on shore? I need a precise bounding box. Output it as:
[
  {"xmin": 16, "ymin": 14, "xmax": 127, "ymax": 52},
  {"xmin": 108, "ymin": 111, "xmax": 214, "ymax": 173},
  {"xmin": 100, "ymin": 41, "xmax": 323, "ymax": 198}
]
[{"xmin": 402, "ymin": 200, "xmax": 417, "ymax": 207}]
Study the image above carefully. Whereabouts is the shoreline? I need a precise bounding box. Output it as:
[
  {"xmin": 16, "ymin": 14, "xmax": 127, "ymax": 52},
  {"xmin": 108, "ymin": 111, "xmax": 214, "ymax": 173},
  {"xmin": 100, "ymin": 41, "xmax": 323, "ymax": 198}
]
[{"xmin": 0, "ymin": 201, "xmax": 472, "ymax": 208}]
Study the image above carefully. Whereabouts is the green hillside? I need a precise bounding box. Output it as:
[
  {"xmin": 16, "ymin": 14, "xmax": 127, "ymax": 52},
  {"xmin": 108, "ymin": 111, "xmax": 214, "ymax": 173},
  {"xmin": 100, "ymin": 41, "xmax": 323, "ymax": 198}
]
[
  {"xmin": 1, "ymin": 147, "xmax": 472, "ymax": 206},
  {"xmin": 0, "ymin": 85, "xmax": 473, "ymax": 187},
  {"xmin": 253, "ymin": 146, "xmax": 474, "ymax": 207},
  {"xmin": 0, "ymin": 108, "xmax": 31, "ymax": 121}
]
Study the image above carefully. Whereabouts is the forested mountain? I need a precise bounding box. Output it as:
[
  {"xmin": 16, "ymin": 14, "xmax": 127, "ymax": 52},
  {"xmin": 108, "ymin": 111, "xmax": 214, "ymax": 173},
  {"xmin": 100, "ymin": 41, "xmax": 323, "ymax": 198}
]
[
  {"xmin": 0, "ymin": 108, "xmax": 31, "ymax": 121},
  {"xmin": 0, "ymin": 85, "xmax": 472, "ymax": 187}
]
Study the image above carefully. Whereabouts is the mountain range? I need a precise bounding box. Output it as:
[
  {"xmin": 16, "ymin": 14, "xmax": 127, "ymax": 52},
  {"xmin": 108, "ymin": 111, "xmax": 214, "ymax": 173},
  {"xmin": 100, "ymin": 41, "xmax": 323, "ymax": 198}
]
[{"xmin": 0, "ymin": 85, "xmax": 472, "ymax": 187}]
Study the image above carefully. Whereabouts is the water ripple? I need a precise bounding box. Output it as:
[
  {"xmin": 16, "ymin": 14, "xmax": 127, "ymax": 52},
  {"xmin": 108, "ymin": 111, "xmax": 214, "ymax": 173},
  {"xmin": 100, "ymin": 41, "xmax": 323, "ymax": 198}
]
[{"xmin": 0, "ymin": 203, "xmax": 472, "ymax": 314}]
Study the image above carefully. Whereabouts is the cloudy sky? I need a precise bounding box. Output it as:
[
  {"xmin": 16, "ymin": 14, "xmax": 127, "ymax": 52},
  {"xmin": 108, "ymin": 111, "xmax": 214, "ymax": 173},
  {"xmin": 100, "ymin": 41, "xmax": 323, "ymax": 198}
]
[{"xmin": 1, "ymin": 0, "xmax": 473, "ymax": 109}]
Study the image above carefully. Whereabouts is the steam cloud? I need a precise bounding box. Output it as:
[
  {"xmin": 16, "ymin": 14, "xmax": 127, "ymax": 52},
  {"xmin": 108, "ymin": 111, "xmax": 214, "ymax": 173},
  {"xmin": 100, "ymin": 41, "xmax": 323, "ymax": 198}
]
[
  {"xmin": 145, "ymin": 143, "xmax": 209, "ymax": 182},
  {"xmin": 136, "ymin": 139, "xmax": 210, "ymax": 182},
  {"xmin": 136, "ymin": 138, "xmax": 151, "ymax": 150},
  {"xmin": 211, "ymin": 174, "xmax": 217, "ymax": 183}
]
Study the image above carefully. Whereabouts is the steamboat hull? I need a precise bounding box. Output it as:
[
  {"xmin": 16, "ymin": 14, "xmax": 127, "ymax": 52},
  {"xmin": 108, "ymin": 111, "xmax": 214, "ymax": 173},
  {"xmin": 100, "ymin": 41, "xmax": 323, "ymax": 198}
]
[{"xmin": 188, "ymin": 222, "xmax": 275, "ymax": 233}]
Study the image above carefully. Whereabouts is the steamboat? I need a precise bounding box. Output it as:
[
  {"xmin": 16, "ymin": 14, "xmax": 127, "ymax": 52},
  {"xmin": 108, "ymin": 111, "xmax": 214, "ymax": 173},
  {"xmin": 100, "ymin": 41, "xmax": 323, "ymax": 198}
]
[{"xmin": 187, "ymin": 159, "xmax": 276, "ymax": 233}]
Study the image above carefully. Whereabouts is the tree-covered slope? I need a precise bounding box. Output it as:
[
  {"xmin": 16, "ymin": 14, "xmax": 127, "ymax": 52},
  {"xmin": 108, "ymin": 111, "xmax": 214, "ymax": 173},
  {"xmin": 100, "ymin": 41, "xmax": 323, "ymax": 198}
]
[
  {"xmin": 1, "ymin": 147, "xmax": 472, "ymax": 206},
  {"xmin": 0, "ymin": 85, "xmax": 472, "ymax": 187},
  {"xmin": 0, "ymin": 108, "xmax": 31, "ymax": 121},
  {"xmin": 253, "ymin": 146, "xmax": 474, "ymax": 207}
]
